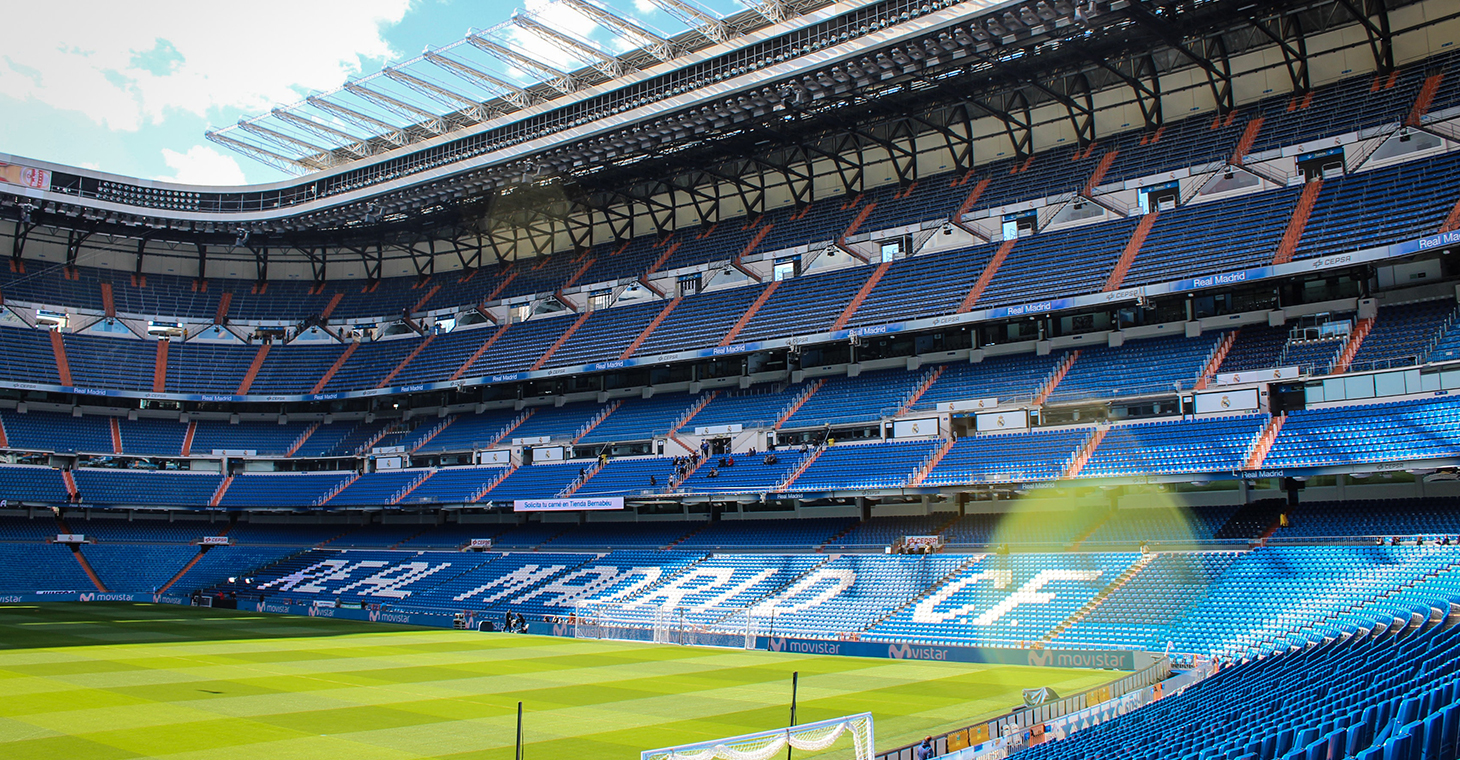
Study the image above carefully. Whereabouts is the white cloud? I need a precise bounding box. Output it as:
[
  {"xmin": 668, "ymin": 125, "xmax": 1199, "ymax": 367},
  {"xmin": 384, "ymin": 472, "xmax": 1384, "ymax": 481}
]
[
  {"xmin": 157, "ymin": 145, "xmax": 247, "ymax": 185},
  {"xmin": 0, "ymin": 1, "xmax": 413, "ymax": 132},
  {"xmin": 634, "ymin": 0, "xmax": 658, "ymax": 14}
]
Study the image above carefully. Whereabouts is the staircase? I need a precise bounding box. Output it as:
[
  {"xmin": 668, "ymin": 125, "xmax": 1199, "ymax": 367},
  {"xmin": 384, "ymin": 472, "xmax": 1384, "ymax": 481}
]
[
  {"xmin": 1272, "ymin": 180, "xmax": 1324, "ymax": 265},
  {"xmin": 410, "ymin": 416, "xmax": 455, "ymax": 453},
  {"xmin": 157, "ymin": 548, "xmax": 209, "ymax": 594},
  {"xmin": 776, "ymin": 444, "xmax": 826, "ymax": 492},
  {"xmin": 353, "ymin": 423, "xmax": 394, "ymax": 456},
  {"xmin": 865, "ymin": 555, "xmax": 982, "ymax": 631},
  {"xmin": 1407, "ymin": 73, "xmax": 1445, "ymax": 126},
  {"xmin": 1230, "ymin": 117, "xmax": 1265, "ymax": 163},
  {"xmin": 1243, "ymin": 416, "xmax": 1286, "ymax": 470},
  {"xmin": 180, "ymin": 420, "xmax": 196, "ymax": 456},
  {"xmin": 559, "ymin": 459, "xmax": 605, "ymax": 497},
  {"xmin": 285, "ymin": 423, "xmax": 319, "ymax": 457},
  {"xmin": 490, "ymin": 410, "xmax": 535, "ymax": 447},
  {"xmin": 377, "ymin": 335, "xmax": 434, "ymax": 387},
  {"xmin": 70, "ymin": 545, "xmax": 108, "ymax": 592},
  {"xmin": 839, "ymin": 202, "xmax": 878, "ymax": 243},
  {"xmin": 898, "ymin": 365, "xmax": 945, "ymax": 415},
  {"xmin": 1033, "ymin": 351, "xmax": 1080, "ymax": 406},
  {"xmin": 472, "ymin": 464, "xmax": 518, "ymax": 502},
  {"xmin": 406, "ymin": 282, "xmax": 441, "ymax": 314},
  {"xmin": 209, "ymin": 475, "xmax": 234, "ymax": 507},
  {"xmin": 485, "ymin": 269, "xmax": 519, "ymax": 301},
  {"xmin": 311, "ymin": 341, "xmax": 358, "ymax": 393},
  {"xmin": 110, "ymin": 418, "xmax": 123, "ymax": 454},
  {"xmin": 1441, "ymin": 196, "xmax": 1460, "ymax": 234},
  {"xmin": 1195, "ymin": 330, "xmax": 1240, "ymax": 390},
  {"xmin": 672, "ymin": 391, "xmax": 718, "ymax": 433},
  {"xmin": 0, "ymin": 413, "xmax": 8, "ymax": 448},
  {"xmin": 907, "ymin": 436, "xmax": 956, "ymax": 487},
  {"xmin": 774, "ymin": 379, "xmax": 825, "ymax": 429},
  {"xmin": 1102, "ymin": 212, "xmax": 1159, "ymax": 291},
  {"xmin": 671, "ymin": 454, "xmax": 712, "ymax": 492},
  {"xmin": 720, "ymin": 281, "xmax": 781, "ymax": 346},
  {"xmin": 390, "ymin": 470, "xmax": 436, "ymax": 505},
  {"xmin": 99, "ymin": 282, "xmax": 115, "ymax": 317},
  {"xmin": 830, "ymin": 260, "xmax": 893, "ymax": 331},
  {"xmin": 315, "ymin": 472, "xmax": 359, "ymax": 506},
  {"xmin": 1039, "ymin": 553, "xmax": 1157, "ymax": 645},
  {"xmin": 319, "ymin": 292, "xmax": 344, "ymax": 320},
  {"xmin": 735, "ymin": 224, "xmax": 775, "ymax": 270},
  {"xmin": 953, "ymin": 177, "xmax": 992, "ymax": 218},
  {"xmin": 1331, "ymin": 317, "xmax": 1375, "ymax": 374},
  {"xmin": 451, "ymin": 324, "xmax": 511, "ymax": 380},
  {"xmin": 236, "ymin": 343, "xmax": 270, "ymax": 394},
  {"xmin": 621, "ymin": 296, "xmax": 681, "ymax": 359},
  {"xmin": 956, "ymin": 239, "xmax": 1016, "ymax": 313},
  {"xmin": 153, "ymin": 339, "xmax": 169, "ymax": 392},
  {"xmin": 531, "ymin": 312, "xmax": 592, "ymax": 370},
  {"xmin": 1060, "ymin": 426, "xmax": 1108, "ymax": 479},
  {"xmin": 49, "ymin": 330, "xmax": 72, "ymax": 386},
  {"xmin": 1082, "ymin": 150, "xmax": 1119, "ymax": 195},
  {"xmin": 644, "ymin": 241, "xmax": 681, "ymax": 276},
  {"xmin": 573, "ymin": 400, "xmax": 622, "ymax": 444},
  {"xmin": 61, "ymin": 470, "xmax": 78, "ymax": 500}
]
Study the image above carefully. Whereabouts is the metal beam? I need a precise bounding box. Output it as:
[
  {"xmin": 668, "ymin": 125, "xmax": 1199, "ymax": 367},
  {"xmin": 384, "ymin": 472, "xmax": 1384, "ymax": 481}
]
[
  {"xmin": 512, "ymin": 12, "xmax": 624, "ymax": 79},
  {"xmin": 235, "ymin": 119, "xmax": 336, "ymax": 162},
  {"xmin": 342, "ymin": 82, "xmax": 448, "ymax": 134},
  {"xmin": 383, "ymin": 67, "xmax": 494, "ymax": 122},
  {"xmin": 1333, "ymin": 0, "xmax": 1394, "ymax": 74},
  {"xmin": 648, "ymin": 0, "xmax": 730, "ymax": 43},
  {"xmin": 204, "ymin": 130, "xmax": 316, "ymax": 175},
  {"xmin": 1251, "ymin": 12, "xmax": 1310, "ymax": 94},
  {"xmin": 305, "ymin": 96, "xmax": 411, "ymax": 145},
  {"xmin": 466, "ymin": 33, "xmax": 576, "ymax": 94},
  {"xmin": 269, "ymin": 108, "xmax": 375, "ymax": 158},
  {"xmin": 423, "ymin": 50, "xmax": 535, "ymax": 110},
  {"xmin": 558, "ymin": 0, "xmax": 678, "ymax": 62}
]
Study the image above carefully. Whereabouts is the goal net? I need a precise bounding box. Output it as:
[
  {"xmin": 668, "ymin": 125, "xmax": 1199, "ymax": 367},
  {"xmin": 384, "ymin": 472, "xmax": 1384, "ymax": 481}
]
[
  {"xmin": 573, "ymin": 603, "xmax": 762, "ymax": 650},
  {"xmin": 642, "ymin": 712, "xmax": 874, "ymax": 760}
]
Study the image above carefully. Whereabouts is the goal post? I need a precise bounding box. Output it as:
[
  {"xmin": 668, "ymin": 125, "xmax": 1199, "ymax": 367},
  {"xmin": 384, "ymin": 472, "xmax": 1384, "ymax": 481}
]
[
  {"xmin": 572, "ymin": 602, "xmax": 767, "ymax": 650},
  {"xmin": 642, "ymin": 712, "xmax": 875, "ymax": 760}
]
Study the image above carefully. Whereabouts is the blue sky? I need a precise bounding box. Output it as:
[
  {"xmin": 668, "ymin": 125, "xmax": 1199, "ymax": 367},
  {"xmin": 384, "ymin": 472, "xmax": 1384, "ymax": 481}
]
[{"xmin": 0, "ymin": 0, "xmax": 747, "ymax": 186}]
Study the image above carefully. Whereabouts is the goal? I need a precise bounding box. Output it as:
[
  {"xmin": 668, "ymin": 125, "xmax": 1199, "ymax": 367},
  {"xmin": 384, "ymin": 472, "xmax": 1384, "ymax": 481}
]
[
  {"xmin": 573, "ymin": 603, "xmax": 762, "ymax": 649},
  {"xmin": 642, "ymin": 712, "xmax": 875, "ymax": 760}
]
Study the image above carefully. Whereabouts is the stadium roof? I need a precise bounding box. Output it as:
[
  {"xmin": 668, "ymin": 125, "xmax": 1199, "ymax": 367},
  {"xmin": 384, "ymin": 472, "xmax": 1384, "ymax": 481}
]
[{"xmin": 0, "ymin": 0, "xmax": 1446, "ymax": 279}]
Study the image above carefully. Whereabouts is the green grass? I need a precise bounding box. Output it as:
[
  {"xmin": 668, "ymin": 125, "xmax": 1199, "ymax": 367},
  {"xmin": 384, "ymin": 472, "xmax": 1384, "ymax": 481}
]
[{"xmin": 0, "ymin": 604, "xmax": 1116, "ymax": 759}]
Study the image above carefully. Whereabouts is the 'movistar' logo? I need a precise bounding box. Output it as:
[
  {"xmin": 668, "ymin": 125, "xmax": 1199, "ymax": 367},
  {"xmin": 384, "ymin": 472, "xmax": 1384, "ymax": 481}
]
[
  {"xmin": 1028, "ymin": 649, "xmax": 1052, "ymax": 667},
  {"xmin": 768, "ymin": 637, "xmax": 787, "ymax": 652},
  {"xmin": 368, "ymin": 609, "xmax": 381, "ymax": 623},
  {"xmin": 79, "ymin": 593, "xmax": 95, "ymax": 602}
]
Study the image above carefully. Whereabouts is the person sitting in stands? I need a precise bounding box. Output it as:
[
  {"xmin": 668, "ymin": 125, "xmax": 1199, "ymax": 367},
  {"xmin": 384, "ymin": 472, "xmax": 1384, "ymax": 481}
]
[
  {"xmin": 707, "ymin": 468, "xmax": 719, "ymax": 478},
  {"xmin": 726, "ymin": 456, "xmax": 735, "ymax": 467},
  {"xmin": 649, "ymin": 475, "xmax": 658, "ymax": 487}
]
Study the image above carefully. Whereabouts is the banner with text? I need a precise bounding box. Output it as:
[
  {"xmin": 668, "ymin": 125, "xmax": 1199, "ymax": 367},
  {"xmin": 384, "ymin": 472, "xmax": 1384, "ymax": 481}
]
[{"xmin": 514, "ymin": 497, "xmax": 625, "ymax": 512}]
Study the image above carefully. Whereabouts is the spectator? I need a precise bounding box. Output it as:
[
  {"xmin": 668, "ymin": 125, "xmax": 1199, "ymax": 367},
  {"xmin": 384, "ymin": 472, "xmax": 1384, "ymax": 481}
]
[
  {"xmin": 649, "ymin": 475, "xmax": 657, "ymax": 487},
  {"xmin": 726, "ymin": 456, "xmax": 735, "ymax": 467},
  {"xmin": 708, "ymin": 468, "xmax": 719, "ymax": 478},
  {"xmin": 916, "ymin": 736, "xmax": 935, "ymax": 760}
]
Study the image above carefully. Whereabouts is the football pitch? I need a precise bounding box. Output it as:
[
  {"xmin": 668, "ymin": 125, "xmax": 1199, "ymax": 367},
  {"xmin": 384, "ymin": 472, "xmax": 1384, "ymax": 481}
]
[{"xmin": 0, "ymin": 604, "xmax": 1116, "ymax": 759}]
